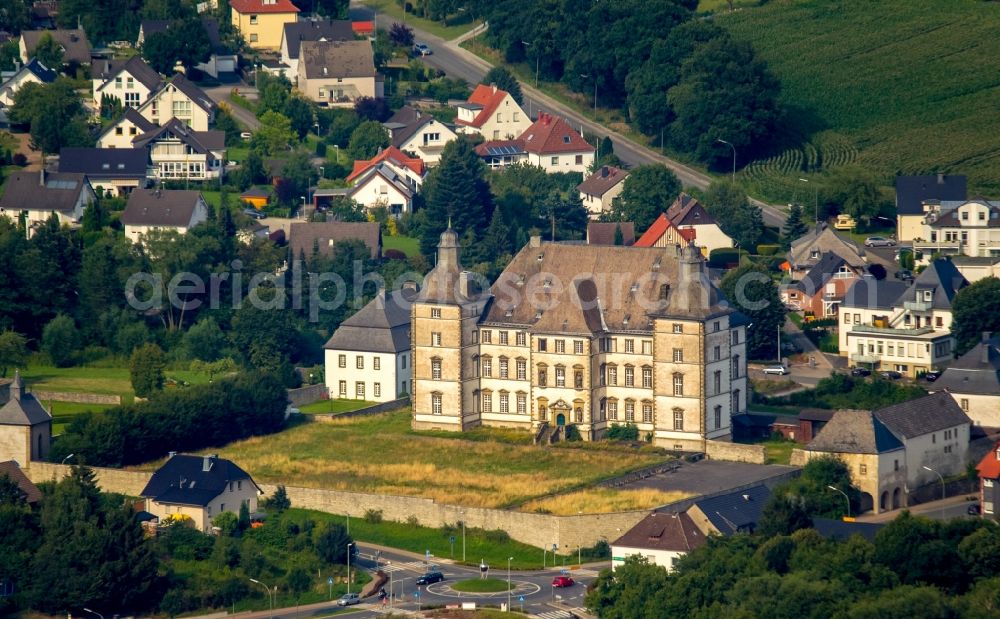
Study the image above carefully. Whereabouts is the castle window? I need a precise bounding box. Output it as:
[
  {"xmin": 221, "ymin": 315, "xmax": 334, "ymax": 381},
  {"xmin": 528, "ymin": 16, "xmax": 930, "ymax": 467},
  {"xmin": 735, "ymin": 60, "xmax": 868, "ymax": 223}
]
[
  {"xmin": 642, "ymin": 340, "xmax": 652, "ymax": 355},
  {"xmin": 713, "ymin": 370, "xmax": 722, "ymax": 395},
  {"xmin": 481, "ymin": 330, "xmax": 492, "ymax": 344},
  {"xmin": 356, "ymin": 356, "xmax": 364, "ymax": 369},
  {"xmin": 499, "ymin": 392, "xmax": 509, "ymax": 413},
  {"xmin": 733, "ymin": 389, "xmax": 741, "ymax": 412},
  {"xmin": 338, "ymin": 381, "xmax": 346, "ymax": 397},
  {"xmin": 714, "ymin": 346, "xmax": 721, "ymax": 361},
  {"xmin": 339, "ymin": 354, "xmax": 346, "ymax": 368},
  {"xmin": 374, "ymin": 383, "xmax": 381, "ymax": 398},
  {"xmin": 538, "ymin": 399, "xmax": 548, "ymax": 421},
  {"xmin": 516, "ymin": 392, "xmax": 527, "ymax": 414},
  {"xmin": 607, "ymin": 364, "xmax": 618, "ymax": 386},
  {"xmin": 574, "ymin": 340, "xmax": 584, "ymax": 354},
  {"xmin": 574, "ymin": 402, "xmax": 584, "ymax": 423},
  {"xmin": 608, "ymin": 399, "xmax": 618, "ymax": 420},
  {"xmin": 642, "ymin": 366, "xmax": 652, "ymax": 388},
  {"xmin": 555, "ymin": 365, "xmax": 566, "ymax": 387},
  {"xmin": 516, "ymin": 358, "xmax": 527, "ymax": 380},
  {"xmin": 499, "ymin": 357, "xmax": 509, "ymax": 379},
  {"xmin": 673, "ymin": 373, "xmax": 684, "ymax": 396},
  {"xmin": 482, "ymin": 391, "xmax": 492, "ymax": 412},
  {"xmin": 374, "ymin": 357, "xmax": 380, "ymax": 371},
  {"xmin": 481, "ymin": 356, "xmax": 492, "ymax": 377},
  {"xmin": 625, "ymin": 339, "xmax": 634, "ymax": 353},
  {"xmin": 673, "ymin": 348, "xmax": 683, "ymax": 362},
  {"xmin": 432, "ymin": 392, "xmax": 442, "ymax": 415},
  {"xmin": 599, "ymin": 398, "xmax": 607, "ymax": 421},
  {"xmin": 574, "ymin": 368, "xmax": 584, "ymax": 389},
  {"xmin": 431, "ymin": 308, "xmax": 441, "ymax": 318},
  {"xmin": 732, "ymin": 355, "xmax": 741, "ymax": 378},
  {"xmin": 356, "ymin": 382, "xmax": 365, "ymax": 398},
  {"xmin": 732, "ymin": 330, "xmax": 739, "ymax": 345},
  {"xmin": 672, "ymin": 323, "xmax": 683, "ymax": 333},
  {"xmin": 431, "ymin": 332, "xmax": 442, "ymax": 346},
  {"xmin": 516, "ymin": 332, "xmax": 526, "ymax": 346},
  {"xmin": 714, "ymin": 405, "xmax": 722, "ymax": 429},
  {"xmin": 599, "ymin": 363, "xmax": 606, "ymax": 387},
  {"xmin": 499, "ymin": 330, "xmax": 508, "ymax": 344},
  {"xmin": 431, "ymin": 357, "xmax": 442, "ymax": 380},
  {"xmin": 673, "ymin": 408, "xmax": 684, "ymax": 431},
  {"xmin": 625, "ymin": 400, "xmax": 635, "ymax": 422},
  {"xmin": 556, "ymin": 339, "xmax": 565, "ymax": 353},
  {"xmin": 624, "ymin": 365, "xmax": 634, "ymax": 387},
  {"xmin": 538, "ymin": 338, "xmax": 548, "ymax": 352},
  {"xmin": 642, "ymin": 402, "xmax": 653, "ymax": 423},
  {"xmin": 537, "ymin": 364, "xmax": 548, "ymax": 387}
]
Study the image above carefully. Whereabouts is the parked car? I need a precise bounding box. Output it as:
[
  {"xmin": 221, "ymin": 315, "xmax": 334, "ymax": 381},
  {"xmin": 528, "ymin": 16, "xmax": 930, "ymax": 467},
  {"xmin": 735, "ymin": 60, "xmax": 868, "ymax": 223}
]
[
  {"xmin": 923, "ymin": 371, "xmax": 941, "ymax": 382},
  {"xmin": 337, "ymin": 593, "xmax": 360, "ymax": 606},
  {"xmin": 240, "ymin": 131, "xmax": 253, "ymax": 141},
  {"xmin": 413, "ymin": 43, "xmax": 432, "ymax": 56},
  {"xmin": 895, "ymin": 269, "xmax": 914, "ymax": 282},
  {"xmin": 865, "ymin": 236, "xmax": 896, "ymax": 247},
  {"xmin": 762, "ymin": 365, "xmax": 790, "ymax": 376},
  {"xmin": 968, "ymin": 503, "xmax": 982, "ymax": 516},
  {"xmin": 552, "ymin": 575, "xmax": 575, "ymax": 588},
  {"xmin": 416, "ymin": 571, "xmax": 444, "ymax": 585},
  {"xmin": 243, "ymin": 208, "xmax": 266, "ymax": 220},
  {"xmin": 850, "ymin": 367, "xmax": 871, "ymax": 377},
  {"xmin": 880, "ymin": 370, "xmax": 902, "ymax": 380}
]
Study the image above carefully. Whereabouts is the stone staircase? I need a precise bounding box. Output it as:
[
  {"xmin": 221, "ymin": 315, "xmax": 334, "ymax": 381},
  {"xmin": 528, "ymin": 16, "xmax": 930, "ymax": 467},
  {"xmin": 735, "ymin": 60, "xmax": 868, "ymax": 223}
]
[{"xmin": 533, "ymin": 423, "xmax": 563, "ymax": 445}]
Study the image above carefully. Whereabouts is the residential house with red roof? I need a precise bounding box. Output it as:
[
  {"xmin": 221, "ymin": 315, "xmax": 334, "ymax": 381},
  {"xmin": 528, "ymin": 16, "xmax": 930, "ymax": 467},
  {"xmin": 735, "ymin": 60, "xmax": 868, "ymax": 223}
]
[
  {"xmin": 633, "ymin": 193, "xmax": 733, "ymax": 256},
  {"xmin": 578, "ymin": 165, "xmax": 629, "ymax": 217},
  {"xmin": 976, "ymin": 442, "xmax": 1000, "ymax": 521},
  {"xmin": 473, "ymin": 113, "xmax": 595, "ymax": 174},
  {"xmin": 230, "ymin": 0, "xmax": 300, "ymax": 50},
  {"xmin": 383, "ymin": 106, "xmax": 457, "ymax": 165},
  {"xmin": 455, "ymin": 84, "xmax": 531, "ymax": 140},
  {"xmin": 347, "ymin": 146, "xmax": 425, "ymax": 187}
]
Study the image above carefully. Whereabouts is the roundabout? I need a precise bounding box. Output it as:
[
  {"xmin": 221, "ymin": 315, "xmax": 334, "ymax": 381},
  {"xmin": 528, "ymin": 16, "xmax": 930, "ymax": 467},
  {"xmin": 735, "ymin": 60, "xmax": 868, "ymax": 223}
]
[{"xmin": 426, "ymin": 579, "xmax": 541, "ymax": 599}]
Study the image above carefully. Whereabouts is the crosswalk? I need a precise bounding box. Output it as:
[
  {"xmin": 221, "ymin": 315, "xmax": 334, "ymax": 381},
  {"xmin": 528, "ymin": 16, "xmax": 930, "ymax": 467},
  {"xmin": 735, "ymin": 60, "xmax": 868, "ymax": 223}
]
[
  {"xmin": 535, "ymin": 611, "xmax": 574, "ymax": 619},
  {"xmin": 376, "ymin": 560, "xmax": 433, "ymax": 574},
  {"xmin": 573, "ymin": 568, "xmax": 600, "ymax": 577}
]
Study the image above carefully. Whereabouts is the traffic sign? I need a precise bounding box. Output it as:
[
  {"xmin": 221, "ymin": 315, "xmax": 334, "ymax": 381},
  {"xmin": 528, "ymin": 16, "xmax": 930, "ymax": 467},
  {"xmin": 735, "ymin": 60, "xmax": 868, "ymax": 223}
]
[
  {"xmin": 518, "ymin": 596, "xmax": 525, "ymax": 602},
  {"xmin": 327, "ymin": 577, "xmax": 333, "ymax": 585}
]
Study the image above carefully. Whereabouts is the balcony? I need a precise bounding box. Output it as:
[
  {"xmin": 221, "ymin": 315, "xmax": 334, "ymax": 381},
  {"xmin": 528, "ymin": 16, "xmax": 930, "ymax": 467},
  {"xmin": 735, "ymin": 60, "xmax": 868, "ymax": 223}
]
[
  {"xmin": 914, "ymin": 239, "xmax": 960, "ymax": 251},
  {"xmin": 851, "ymin": 325, "xmax": 933, "ymax": 336},
  {"xmin": 903, "ymin": 300, "xmax": 932, "ymax": 312},
  {"xmin": 851, "ymin": 353, "xmax": 880, "ymax": 364}
]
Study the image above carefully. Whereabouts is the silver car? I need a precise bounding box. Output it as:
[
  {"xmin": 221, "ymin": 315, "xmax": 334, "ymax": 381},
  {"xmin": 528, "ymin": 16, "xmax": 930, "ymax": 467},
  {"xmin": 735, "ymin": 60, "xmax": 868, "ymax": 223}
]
[
  {"xmin": 865, "ymin": 236, "xmax": 896, "ymax": 247},
  {"xmin": 762, "ymin": 365, "xmax": 789, "ymax": 376},
  {"xmin": 337, "ymin": 593, "xmax": 360, "ymax": 606}
]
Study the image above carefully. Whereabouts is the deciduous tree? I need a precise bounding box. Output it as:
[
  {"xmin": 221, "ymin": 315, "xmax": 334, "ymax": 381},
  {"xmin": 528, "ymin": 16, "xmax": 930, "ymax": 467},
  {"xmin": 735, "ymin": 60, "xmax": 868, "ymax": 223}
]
[
  {"xmin": 0, "ymin": 330, "xmax": 28, "ymax": 377},
  {"xmin": 704, "ymin": 180, "xmax": 763, "ymax": 250},
  {"xmin": 129, "ymin": 342, "xmax": 166, "ymax": 397},
  {"xmin": 608, "ymin": 165, "xmax": 681, "ymax": 230},
  {"xmin": 720, "ymin": 262, "xmax": 784, "ymax": 360},
  {"xmin": 481, "ymin": 66, "xmax": 523, "ymax": 104},
  {"xmin": 252, "ymin": 111, "xmax": 295, "ymax": 156},
  {"xmin": 347, "ymin": 120, "xmax": 390, "ymax": 160},
  {"xmin": 41, "ymin": 314, "xmax": 78, "ymax": 368},
  {"xmin": 951, "ymin": 276, "xmax": 1000, "ymax": 355}
]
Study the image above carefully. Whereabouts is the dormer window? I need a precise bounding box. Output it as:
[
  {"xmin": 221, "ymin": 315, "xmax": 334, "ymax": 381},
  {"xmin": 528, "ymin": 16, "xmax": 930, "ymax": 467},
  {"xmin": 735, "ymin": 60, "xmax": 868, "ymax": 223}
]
[
  {"xmin": 810, "ymin": 250, "xmax": 820, "ymax": 259},
  {"xmin": 563, "ymin": 135, "xmax": 570, "ymax": 143},
  {"xmin": 923, "ymin": 290, "xmax": 932, "ymax": 302}
]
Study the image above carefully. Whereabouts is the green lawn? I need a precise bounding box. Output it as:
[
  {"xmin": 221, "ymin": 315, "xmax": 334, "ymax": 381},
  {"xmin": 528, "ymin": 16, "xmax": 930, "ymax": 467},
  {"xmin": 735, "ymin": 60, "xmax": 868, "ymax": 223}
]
[
  {"xmin": 299, "ymin": 399, "xmax": 373, "ymax": 414},
  {"xmin": 383, "ymin": 235, "xmax": 421, "ymax": 258},
  {"xmin": 719, "ymin": 0, "xmax": 1000, "ymax": 197},
  {"xmin": 204, "ymin": 410, "xmax": 665, "ymax": 511},
  {"xmin": 451, "ymin": 578, "xmax": 512, "ymax": 593},
  {"xmin": 284, "ymin": 508, "xmax": 546, "ymax": 569},
  {"xmin": 361, "ymin": 0, "xmax": 481, "ymax": 40},
  {"xmin": 21, "ymin": 365, "xmax": 216, "ymax": 399},
  {"xmin": 762, "ymin": 438, "xmax": 797, "ymax": 466},
  {"xmin": 47, "ymin": 401, "xmax": 117, "ymax": 434}
]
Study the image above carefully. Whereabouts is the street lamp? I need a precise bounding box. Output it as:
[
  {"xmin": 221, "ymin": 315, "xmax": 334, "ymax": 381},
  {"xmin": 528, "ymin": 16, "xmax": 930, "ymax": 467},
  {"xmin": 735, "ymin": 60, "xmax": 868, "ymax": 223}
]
[
  {"xmin": 826, "ymin": 485, "xmax": 851, "ymax": 518},
  {"xmin": 579, "ymin": 73, "xmax": 597, "ymax": 117},
  {"xmin": 61, "ymin": 453, "xmax": 75, "ymax": 465},
  {"xmin": 799, "ymin": 178, "xmax": 818, "ymax": 224},
  {"xmin": 507, "ymin": 556, "xmax": 514, "ymax": 611},
  {"xmin": 249, "ymin": 578, "xmax": 275, "ymax": 619},
  {"xmin": 922, "ymin": 465, "xmax": 945, "ymax": 501},
  {"xmin": 716, "ymin": 138, "xmax": 736, "ymax": 183},
  {"xmin": 347, "ymin": 542, "xmax": 354, "ymax": 595},
  {"xmin": 82, "ymin": 608, "xmax": 104, "ymax": 619},
  {"xmin": 460, "ymin": 511, "xmax": 466, "ymax": 562},
  {"xmin": 521, "ymin": 41, "xmax": 539, "ymax": 88},
  {"xmin": 320, "ymin": 165, "xmax": 325, "ymax": 180}
]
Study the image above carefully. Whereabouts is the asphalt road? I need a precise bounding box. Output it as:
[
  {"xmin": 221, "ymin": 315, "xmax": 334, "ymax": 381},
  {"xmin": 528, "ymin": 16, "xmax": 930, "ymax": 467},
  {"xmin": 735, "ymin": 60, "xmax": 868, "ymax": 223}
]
[
  {"xmin": 350, "ymin": 2, "xmax": 787, "ymax": 228},
  {"xmin": 205, "ymin": 84, "xmax": 261, "ymax": 131}
]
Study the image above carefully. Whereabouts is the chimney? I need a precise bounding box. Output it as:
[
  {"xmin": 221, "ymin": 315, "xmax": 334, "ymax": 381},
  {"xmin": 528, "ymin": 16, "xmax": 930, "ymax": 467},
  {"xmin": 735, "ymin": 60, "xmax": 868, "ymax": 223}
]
[
  {"xmin": 601, "ymin": 165, "xmax": 609, "ymax": 178},
  {"xmin": 202, "ymin": 454, "xmax": 215, "ymax": 472},
  {"xmin": 10, "ymin": 369, "xmax": 23, "ymax": 401},
  {"xmin": 459, "ymin": 271, "xmax": 475, "ymax": 299},
  {"xmin": 937, "ymin": 172, "xmax": 945, "ymax": 184},
  {"xmin": 530, "ymin": 235, "xmax": 541, "ymax": 248},
  {"xmin": 491, "ymin": 84, "xmax": 497, "ymax": 94},
  {"xmin": 983, "ymin": 332, "xmax": 992, "ymax": 364}
]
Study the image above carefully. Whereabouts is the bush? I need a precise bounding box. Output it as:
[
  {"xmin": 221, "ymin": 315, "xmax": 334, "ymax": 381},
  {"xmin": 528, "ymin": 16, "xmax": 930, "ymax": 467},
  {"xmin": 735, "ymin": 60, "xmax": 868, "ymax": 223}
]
[
  {"xmin": 406, "ymin": 515, "xmax": 419, "ymax": 526},
  {"xmin": 605, "ymin": 423, "xmax": 639, "ymax": 441},
  {"xmin": 756, "ymin": 244, "xmax": 780, "ymax": 256},
  {"xmin": 315, "ymin": 141, "xmax": 327, "ymax": 157},
  {"xmin": 363, "ymin": 509, "xmax": 384, "ymax": 524},
  {"xmin": 484, "ymin": 529, "xmax": 511, "ymax": 544},
  {"xmin": 384, "ymin": 248, "xmax": 407, "ymax": 260},
  {"xmin": 12, "ymin": 152, "xmax": 26, "ymax": 166}
]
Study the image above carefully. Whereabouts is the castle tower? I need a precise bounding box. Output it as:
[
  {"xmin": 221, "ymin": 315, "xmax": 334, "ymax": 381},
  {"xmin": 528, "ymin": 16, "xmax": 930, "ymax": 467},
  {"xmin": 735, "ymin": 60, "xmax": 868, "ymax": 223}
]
[
  {"xmin": 0, "ymin": 370, "xmax": 53, "ymax": 465},
  {"xmin": 411, "ymin": 226, "xmax": 490, "ymax": 431}
]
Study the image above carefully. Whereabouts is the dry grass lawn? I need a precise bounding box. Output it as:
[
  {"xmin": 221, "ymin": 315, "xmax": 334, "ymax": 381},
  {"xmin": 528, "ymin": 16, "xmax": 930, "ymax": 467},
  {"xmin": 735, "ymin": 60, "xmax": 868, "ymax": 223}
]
[
  {"xmin": 521, "ymin": 488, "xmax": 693, "ymax": 515},
  {"xmin": 202, "ymin": 410, "xmax": 667, "ymax": 511}
]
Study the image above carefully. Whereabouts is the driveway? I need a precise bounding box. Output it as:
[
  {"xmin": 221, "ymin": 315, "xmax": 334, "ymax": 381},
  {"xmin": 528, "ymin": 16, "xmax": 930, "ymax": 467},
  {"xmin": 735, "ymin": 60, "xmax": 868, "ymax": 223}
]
[{"xmin": 204, "ymin": 83, "xmax": 261, "ymax": 131}]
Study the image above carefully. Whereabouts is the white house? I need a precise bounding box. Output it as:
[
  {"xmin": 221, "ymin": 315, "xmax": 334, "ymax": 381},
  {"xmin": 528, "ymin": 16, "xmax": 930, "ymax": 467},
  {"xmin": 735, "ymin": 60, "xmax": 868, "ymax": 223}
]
[
  {"xmin": 140, "ymin": 453, "xmax": 261, "ymax": 531},
  {"xmin": 383, "ymin": 106, "xmax": 457, "ymax": 166},
  {"xmin": 136, "ymin": 74, "xmax": 216, "ymax": 131},
  {"xmin": 578, "ymin": 166, "xmax": 628, "ymax": 217},
  {"xmin": 91, "ymin": 56, "xmax": 162, "ymax": 111},
  {"xmin": 520, "ymin": 113, "xmax": 595, "ymax": 174},
  {"xmin": 635, "ymin": 193, "xmax": 734, "ymax": 257},
  {"xmin": 96, "ymin": 107, "xmax": 159, "ymax": 149},
  {"xmin": 839, "ymin": 261, "xmax": 967, "ymax": 377},
  {"xmin": 346, "ymin": 146, "xmax": 425, "ymax": 190},
  {"xmin": 933, "ymin": 333, "xmax": 1000, "ymax": 428},
  {"xmin": 120, "ymin": 189, "xmax": 210, "ymax": 244},
  {"xmin": 611, "ymin": 511, "xmax": 705, "ymax": 573},
  {"xmin": 454, "ymin": 84, "xmax": 531, "ymax": 140},
  {"xmin": 324, "ymin": 289, "xmax": 415, "ymax": 401},
  {"xmin": 132, "ymin": 118, "xmax": 226, "ymax": 181},
  {"xmin": 19, "ymin": 29, "xmax": 91, "ymax": 65},
  {"xmin": 347, "ymin": 164, "xmax": 414, "ymax": 216},
  {"xmin": 912, "ymin": 199, "xmax": 1000, "ymax": 261},
  {"xmin": 0, "ymin": 170, "xmax": 95, "ymax": 237},
  {"xmin": 0, "ymin": 58, "xmax": 56, "ymax": 107}
]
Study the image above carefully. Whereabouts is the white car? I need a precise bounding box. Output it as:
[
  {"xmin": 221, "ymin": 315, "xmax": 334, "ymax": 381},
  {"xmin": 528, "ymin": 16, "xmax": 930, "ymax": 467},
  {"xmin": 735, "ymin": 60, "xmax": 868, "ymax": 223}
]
[
  {"xmin": 864, "ymin": 236, "xmax": 896, "ymax": 247},
  {"xmin": 762, "ymin": 365, "xmax": 790, "ymax": 376},
  {"xmin": 337, "ymin": 593, "xmax": 360, "ymax": 606}
]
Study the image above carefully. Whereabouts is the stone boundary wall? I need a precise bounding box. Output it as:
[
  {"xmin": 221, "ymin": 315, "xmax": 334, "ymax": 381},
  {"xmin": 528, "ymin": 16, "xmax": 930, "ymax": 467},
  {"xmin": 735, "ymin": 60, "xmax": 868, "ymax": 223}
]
[
  {"xmin": 652, "ymin": 467, "xmax": 802, "ymax": 515},
  {"xmin": 287, "ymin": 384, "xmax": 329, "ymax": 407},
  {"xmin": 314, "ymin": 397, "xmax": 410, "ymax": 420},
  {"xmin": 789, "ymin": 448, "xmax": 808, "ymax": 467},
  {"xmin": 706, "ymin": 440, "xmax": 767, "ymax": 464},
  {"xmin": 24, "ymin": 461, "xmax": 648, "ymax": 550},
  {"xmin": 32, "ymin": 391, "xmax": 122, "ymax": 405}
]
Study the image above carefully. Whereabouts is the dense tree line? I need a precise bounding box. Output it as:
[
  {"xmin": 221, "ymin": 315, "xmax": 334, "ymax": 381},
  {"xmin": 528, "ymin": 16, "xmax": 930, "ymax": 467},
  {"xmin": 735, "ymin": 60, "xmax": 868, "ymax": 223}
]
[
  {"xmin": 471, "ymin": 0, "xmax": 782, "ymax": 168},
  {"xmin": 588, "ymin": 511, "xmax": 1000, "ymax": 618},
  {"xmin": 50, "ymin": 372, "xmax": 288, "ymax": 467}
]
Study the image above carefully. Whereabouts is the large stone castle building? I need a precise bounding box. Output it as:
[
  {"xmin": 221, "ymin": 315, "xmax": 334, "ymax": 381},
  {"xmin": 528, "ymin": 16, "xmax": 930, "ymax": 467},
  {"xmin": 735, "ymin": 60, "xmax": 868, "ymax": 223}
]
[{"xmin": 410, "ymin": 229, "xmax": 749, "ymax": 450}]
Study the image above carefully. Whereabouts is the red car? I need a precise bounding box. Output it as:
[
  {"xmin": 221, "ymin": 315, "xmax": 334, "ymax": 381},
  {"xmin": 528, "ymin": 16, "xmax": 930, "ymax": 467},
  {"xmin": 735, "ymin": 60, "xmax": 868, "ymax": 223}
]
[{"xmin": 552, "ymin": 575, "xmax": 575, "ymax": 588}]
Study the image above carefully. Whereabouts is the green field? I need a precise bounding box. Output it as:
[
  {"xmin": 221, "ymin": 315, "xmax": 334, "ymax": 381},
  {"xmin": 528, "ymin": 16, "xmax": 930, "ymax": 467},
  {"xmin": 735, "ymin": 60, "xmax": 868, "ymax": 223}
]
[
  {"xmin": 718, "ymin": 0, "xmax": 1000, "ymax": 198},
  {"xmin": 361, "ymin": 0, "xmax": 480, "ymax": 40},
  {"xmin": 298, "ymin": 399, "xmax": 373, "ymax": 414},
  {"xmin": 450, "ymin": 578, "xmax": 512, "ymax": 593},
  {"xmin": 47, "ymin": 401, "xmax": 117, "ymax": 434},
  {"xmin": 194, "ymin": 410, "xmax": 666, "ymax": 511},
  {"xmin": 383, "ymin": 235, "xmax": 421, "ymax": 258},
  {"xmin": 21, "ymin": 365, "xmax": 214, "ymax": 397}
]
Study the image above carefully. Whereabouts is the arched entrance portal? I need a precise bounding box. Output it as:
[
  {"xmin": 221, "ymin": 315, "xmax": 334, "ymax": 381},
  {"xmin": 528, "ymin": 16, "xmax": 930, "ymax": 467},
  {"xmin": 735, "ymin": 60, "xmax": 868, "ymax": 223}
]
[
  {"xmin": 556, "ymin": 413, "xmax": 566, "ymax": 426},
  {"xmin": 880, "ymin": 491, "xmax": 889, "ymax": 511},
  {"xmin": 892, "ymin": 487, "xmax": 902, "ymax": 509}
]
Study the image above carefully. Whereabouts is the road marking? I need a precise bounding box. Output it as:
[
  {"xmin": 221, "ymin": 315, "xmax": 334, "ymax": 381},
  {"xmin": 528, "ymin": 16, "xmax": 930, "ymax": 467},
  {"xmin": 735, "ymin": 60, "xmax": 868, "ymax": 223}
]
[
  {"xmin": 535, "ymin": 611, "xmax": 574, "ymax": 619},
  {"xmin": 573, "ymin": 569, "xmax": 600, "ymax": 577}
]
